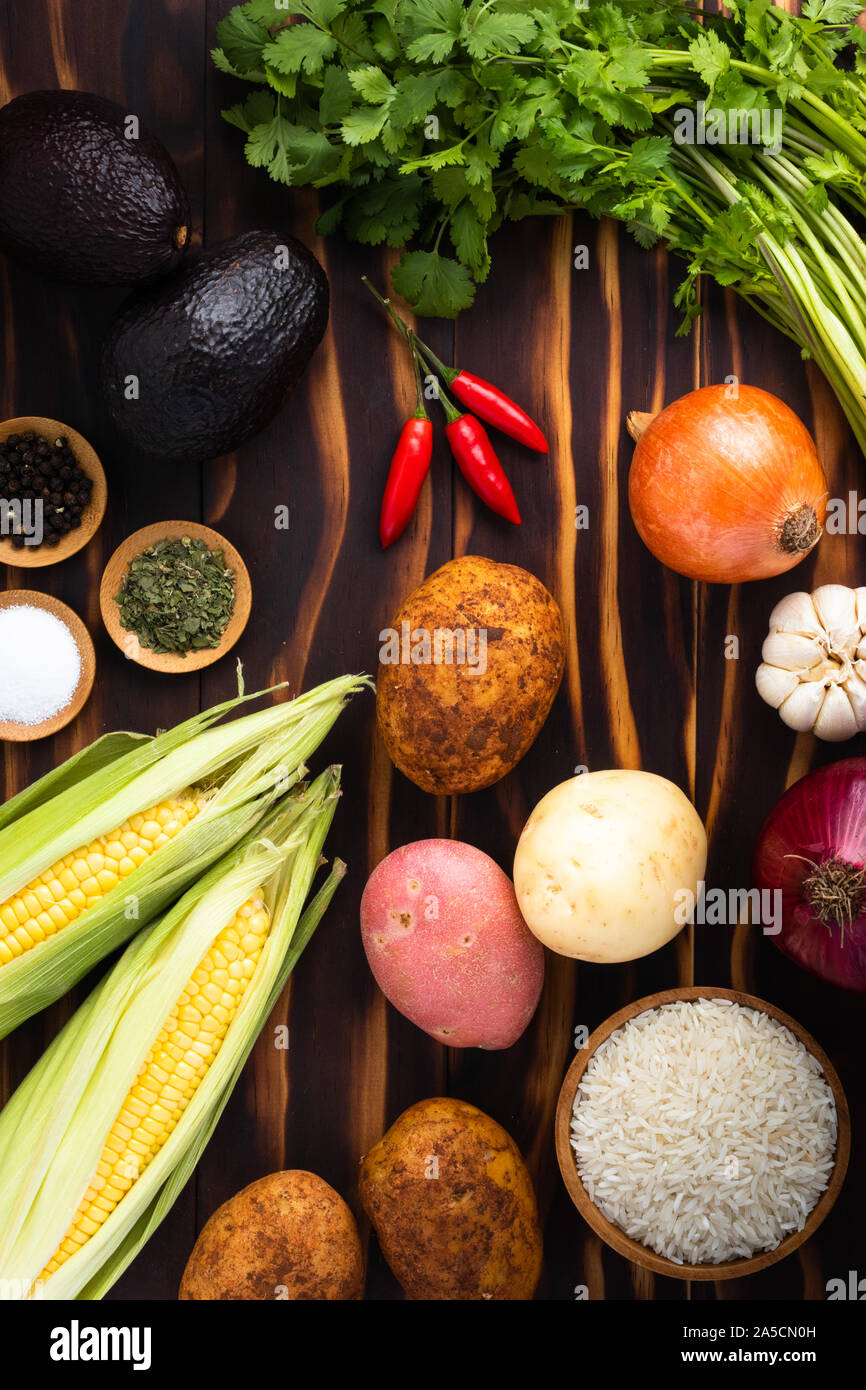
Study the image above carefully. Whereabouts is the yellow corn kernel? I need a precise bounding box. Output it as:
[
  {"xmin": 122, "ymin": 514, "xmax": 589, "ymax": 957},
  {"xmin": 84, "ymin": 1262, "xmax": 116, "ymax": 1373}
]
[
  {"xmin": 0, "ymin": 792, "xmax": 207, "ymax": 966},
  {"xmin": 41, "ymin": 894, "xmax": 269, "ymax": 1277}
]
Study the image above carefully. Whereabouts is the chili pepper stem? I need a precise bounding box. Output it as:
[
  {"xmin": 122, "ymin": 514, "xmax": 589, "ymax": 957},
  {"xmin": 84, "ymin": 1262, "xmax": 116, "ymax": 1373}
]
[
  {"xmin": 410, "ymin": 333, "xmax": 457, "ymax": 386},
  {"xmin": 363, "ymin": 277, "xmax": 458, "ymax": 386},
  {"xmin": 410, "ymin": 345, "xmax": 429, "ymax": 421},
  {"xmin": 362, "ymin": 276, "xmax": 412, "ymax": 345},
  {"xmin": 419, "ymin": 364, "xmax": 462, "ymax": 425},
  {"xmin": 433, "ymin": 385, "xmax": 462, "ymax": 426}
]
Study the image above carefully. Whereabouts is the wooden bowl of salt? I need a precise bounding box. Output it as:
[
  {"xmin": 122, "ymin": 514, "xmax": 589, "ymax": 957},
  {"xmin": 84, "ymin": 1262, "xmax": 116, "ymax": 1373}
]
[{"xmin": 0, "ymin": 591, "xmax": 95, "ymax": 741}]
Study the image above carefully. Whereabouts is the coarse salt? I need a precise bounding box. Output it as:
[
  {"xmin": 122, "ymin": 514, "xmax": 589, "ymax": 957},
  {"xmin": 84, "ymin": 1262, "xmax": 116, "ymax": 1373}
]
[{"xmin": 0, "ymin": 605, "xmax": 82, "ymax": 726}]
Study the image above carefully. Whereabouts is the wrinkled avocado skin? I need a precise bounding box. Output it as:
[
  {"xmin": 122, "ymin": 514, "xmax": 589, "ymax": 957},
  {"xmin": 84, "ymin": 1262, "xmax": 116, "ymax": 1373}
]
[
  {"xmin": 0, "ymin": 90, "xmax": 189, "ymax": 284},
  {"xmin": 101, "ymin": 231, "xmax": 330, "ymax": 464}
]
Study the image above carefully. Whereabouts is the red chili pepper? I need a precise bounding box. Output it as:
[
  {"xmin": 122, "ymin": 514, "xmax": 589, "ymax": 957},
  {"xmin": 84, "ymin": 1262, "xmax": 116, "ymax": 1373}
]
[
  {"xmin": 379, "ymin": 344, "xmax": 433, "ymax": 548},
  {"xmin": 361, "ymin": 277, "xmax": 522, "ymax": 529},
  {"xmin": 443, "ymin": 406, "xmax": 521, "ymax": 525},
  {"xmin": 414, "ymin": 339, "xmax": 548, "ymax": 453},
  {"xmin": 380, "ymin": 415, "xmax": 433, "ymax": 548},
  {"xmin": 446, "ymin": 371, "xmax": 548, "ymax": 453}
]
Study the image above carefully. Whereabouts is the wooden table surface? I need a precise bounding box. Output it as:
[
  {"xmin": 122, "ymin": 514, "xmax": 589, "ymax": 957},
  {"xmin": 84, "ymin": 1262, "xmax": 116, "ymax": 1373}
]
[{"xmin": 0, "ymin": 0, "xmax": 862, "ymax": 1302}]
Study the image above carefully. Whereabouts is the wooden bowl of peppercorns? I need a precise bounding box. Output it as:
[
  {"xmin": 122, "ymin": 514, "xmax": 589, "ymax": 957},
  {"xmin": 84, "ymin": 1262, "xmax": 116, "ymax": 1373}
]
[{"xmin": 0, "ymin": 417, "xmax": 107, "ymax": 568}]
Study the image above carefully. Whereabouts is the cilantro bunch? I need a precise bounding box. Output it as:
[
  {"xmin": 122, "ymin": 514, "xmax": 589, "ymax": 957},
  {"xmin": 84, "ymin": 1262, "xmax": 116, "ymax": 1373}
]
[{"xmin": 214, "ymin": 0, "xmax": 866, "ymax": 449}]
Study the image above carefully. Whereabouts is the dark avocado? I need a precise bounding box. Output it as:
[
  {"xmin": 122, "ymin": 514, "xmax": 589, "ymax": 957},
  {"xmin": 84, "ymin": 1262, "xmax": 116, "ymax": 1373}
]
[
  {"xmin": 0, "ymin": 90, "xmax": 190, "ymax": 284},
  {"xmin": 101, "ymin": 231, "xmax": 330, "ymax": 464}
]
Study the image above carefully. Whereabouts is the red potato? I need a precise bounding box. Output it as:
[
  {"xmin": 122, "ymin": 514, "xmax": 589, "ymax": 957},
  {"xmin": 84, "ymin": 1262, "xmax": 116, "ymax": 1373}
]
[{"xmin": 361, "ymin": 839, "xmax": 544, "ymax": 1050}]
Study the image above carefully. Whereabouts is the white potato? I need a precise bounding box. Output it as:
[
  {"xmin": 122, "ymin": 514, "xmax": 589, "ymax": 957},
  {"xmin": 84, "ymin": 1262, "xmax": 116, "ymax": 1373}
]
[{"xmin": 512, "ymin": 770, "xmax": 707, "ymax": 962}]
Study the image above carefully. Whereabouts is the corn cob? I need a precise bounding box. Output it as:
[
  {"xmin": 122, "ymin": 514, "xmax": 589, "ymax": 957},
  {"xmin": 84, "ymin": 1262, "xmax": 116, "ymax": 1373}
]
[
  {"xmin": 0, "ymin": 673, "xmax": 366, "ymax": 1039},
  {"xmin": 0, "ymin": 792, "xmax": 208, "ymax": 966},
  {"xmin": 0, "ymin": 771, "xmax": 345, "ymax": 1300},
  {"xmin": 42, "ymin": 889, "xmax": 269, "ymax": 1276}
]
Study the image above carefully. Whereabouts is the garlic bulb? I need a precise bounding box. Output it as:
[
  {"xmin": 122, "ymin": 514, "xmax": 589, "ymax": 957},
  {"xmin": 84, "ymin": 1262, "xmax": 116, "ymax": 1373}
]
[{"xmin": 756, "ymin": 585, "xmax": 866, "ymax": 740}]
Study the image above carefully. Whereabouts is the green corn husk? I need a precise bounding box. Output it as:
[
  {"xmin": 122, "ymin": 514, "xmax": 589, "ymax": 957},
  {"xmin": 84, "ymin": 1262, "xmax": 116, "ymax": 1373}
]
[
  {"xmin": 0, "ymin": 769, "xmax": 345, "ymax": 1301},
  {"xmin": 0, "ymin": 674, "xmax": 366, "ymax": 1039}
]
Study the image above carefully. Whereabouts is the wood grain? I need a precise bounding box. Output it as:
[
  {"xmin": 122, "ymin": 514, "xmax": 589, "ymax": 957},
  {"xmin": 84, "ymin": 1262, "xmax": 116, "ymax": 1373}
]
[{"xmin": 0, "ymin": 0, "xmax": 861, "ymax": 1304}]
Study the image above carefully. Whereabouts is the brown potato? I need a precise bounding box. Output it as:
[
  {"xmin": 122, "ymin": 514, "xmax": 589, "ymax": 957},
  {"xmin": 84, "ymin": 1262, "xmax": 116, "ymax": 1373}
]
[
  {"xmin": 376, "ymin": 556, "xmax": 565, "ymax": 794},
  {"xmin": 178, "ymin": 1170, "xmax": 364, "ymax": 1301},
  {"xmin": 359, "ymin": 1097, "xmax": 543, "ymax": 1300}
]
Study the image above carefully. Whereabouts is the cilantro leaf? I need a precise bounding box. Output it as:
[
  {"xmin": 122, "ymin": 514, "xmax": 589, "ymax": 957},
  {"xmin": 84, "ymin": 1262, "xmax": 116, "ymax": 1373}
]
[
  {"xmin": 315, "ymin": 197, "xmax": 347, "ymax": 236},
  {"xmin": 320, "ymin": 65, "xmax": 355, "ymax": 124},
  {"xmin": 622, "ymin": 135, "xmax": 671, "ymax": 182},
  {"xmin": 276, "ymin": 126, "xmax": 341, "ymax": 183},
  {"xmin": 212, "ymin": 47, "xmax": 267, "ymax": 82},
  {"xmin": 437, "ymin": 70, "xmax": 474, "ymax": 107},
  {"xmin": 341, "ymin": 105, "xmax": 389, "ymax": 144},
  {"xmin": 465, "ymin": 136, "xmax": 499, "ymax": 184},
  {"xmin": 391, "ymin": 250, "xmax": 476, "ymax": 316},
  {"xmin": 802, "ymin": 0, "xmax": 862, "ymax": 21},
  {"xmin": 331, "ymin": 13, "xmax": 378, "ymax": 63},
  {"xmin": 240, "ymin": 91, "xmax": 340, "ymax": 184},
  {"xmin": 462, "ymin": 11, "xmax": 537, "ymax": 59},
  {"xmin": 400, "ymin": 0, "xmax": 465, "ymax": 63},
  {"xmin": 606, "ymin": 40, "xmax": 652, "ymax": 89},
  {"xmin": 371, "ymin": 13, "xmax": 402, "ymax": 62},
  {"xmin": 245, "ymin": 114, "xmax": 288, "ymax": 169},
  {"xmin": 630, "ymin": 220, "xmax": 660, "ymax": 249},
  {"xmin": 507, "ymin": 189, "xmax": 566, "ymax": 219},
  {"xmin": 348, "ymin": 65, "xmax": 396, "ymax": 104},
  {"xmin": 265, "ymin": 65, "xmax": 298, "ymax": 96},
  {"xmin": 289, "ymin": 0, "xmax": 347, "ymax": 22},
  {"xmin": 389, "ymin": 72, "xmax": 443, "ymax": 129},
  {"xmin": 513, "ymin": 142, "xmax": 560, "ymax": 185},
  {"xmin": 263, "ymin": 25, "xmax": 337, "ymax": 75},
  {"xmin": 804, "ymin": 148, "xmax": 859, "ymax": 184},
  {"xmin": 399, "ymin": 143, "xmax": 469, "ymax": 173},
  {"xmin": 803, "ymin": 181, "xmax": 830, "ymax": 212},
  {"xmin": 431, "ymin": 167, "xmax": 472, "ymax": 208},
  {"xmin": 689, "ymin": 31, "xmax": 731, "ymax": 96},
  {"xmin": 221, "ymin": 90, "xmax": 277, "ymax": 133},
  {"xmin": 215, "ymin": 11, "xmax": 268, "ymax": 74},
  {"xmin": 343, "ymin": 173, "xmax": 427, "ymax": 244},
  {"xmin": 449, "ymin": 200, "xmax": 490, "ymax": 277}
]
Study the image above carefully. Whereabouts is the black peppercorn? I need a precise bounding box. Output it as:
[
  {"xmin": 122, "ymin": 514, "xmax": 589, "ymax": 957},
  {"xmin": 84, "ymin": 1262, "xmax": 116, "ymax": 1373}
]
[{"xmin": 0, "ymin": 430, "xmax": 92, "ymax": 550}]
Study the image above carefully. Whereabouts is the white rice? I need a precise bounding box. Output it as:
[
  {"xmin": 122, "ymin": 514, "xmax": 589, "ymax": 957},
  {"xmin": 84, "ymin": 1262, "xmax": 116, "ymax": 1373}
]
[{"xmin": 570, "ymin": 998, "xmax": 837, "ymax": 1265}]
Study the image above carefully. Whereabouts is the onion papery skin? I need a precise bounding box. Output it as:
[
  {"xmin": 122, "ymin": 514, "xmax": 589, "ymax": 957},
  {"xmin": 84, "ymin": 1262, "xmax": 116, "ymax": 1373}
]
[
  {"xmin": 753, "ymin": 757, "xmax": 866, "ymax": 992},
  {"xmin": 629, "ymin": 385, "xmax": 828, "ymax": 583}
]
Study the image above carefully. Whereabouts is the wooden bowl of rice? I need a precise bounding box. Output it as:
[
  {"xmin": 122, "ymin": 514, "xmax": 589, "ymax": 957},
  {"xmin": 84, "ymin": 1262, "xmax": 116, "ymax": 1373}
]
[{"xmin": 554, "ymin": 986, "xmax": 850, "ymax": 1281}]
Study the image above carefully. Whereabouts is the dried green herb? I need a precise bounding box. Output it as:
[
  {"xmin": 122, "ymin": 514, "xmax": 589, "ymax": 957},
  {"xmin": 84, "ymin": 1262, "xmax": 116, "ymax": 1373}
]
[{"xmin": 115, "ymin": 536, "xmax": 237, "ymax": 656}]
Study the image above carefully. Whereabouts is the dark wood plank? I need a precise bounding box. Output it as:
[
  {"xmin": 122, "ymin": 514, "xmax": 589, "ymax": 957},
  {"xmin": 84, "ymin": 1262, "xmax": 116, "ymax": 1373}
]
[
  {"xmin": 193, "ymin": 0, "xmax": 459, "ymax": 1301},
  {"xmin": 448, "ymin": 213, "xmax": 699, "ymax": 1300},
  {"xmin": 693, "ymin": 282, "xmax": 866, "ymax": 1302}
]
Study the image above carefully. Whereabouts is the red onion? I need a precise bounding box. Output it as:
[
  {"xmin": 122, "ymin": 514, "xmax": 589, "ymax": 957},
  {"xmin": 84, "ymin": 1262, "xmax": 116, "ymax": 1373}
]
[{"xmin": 753, "ymin": 757, "xmax": 866, "ymax": 992}]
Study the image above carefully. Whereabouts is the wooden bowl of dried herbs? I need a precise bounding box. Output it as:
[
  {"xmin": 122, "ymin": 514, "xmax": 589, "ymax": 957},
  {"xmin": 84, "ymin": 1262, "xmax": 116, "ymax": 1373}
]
[{"xmin": 99, "ymin": 521, "xmax": 251, "ymax": 673}]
